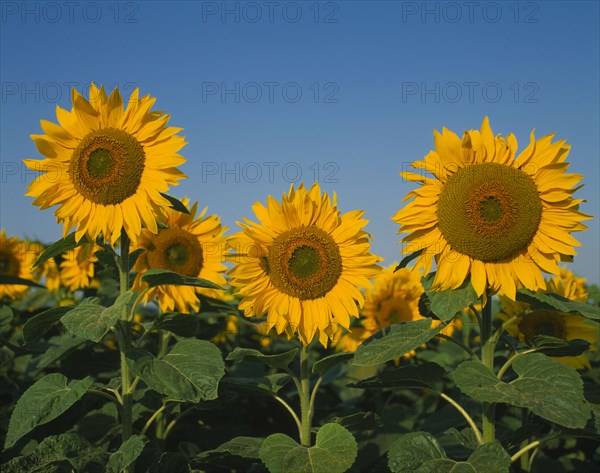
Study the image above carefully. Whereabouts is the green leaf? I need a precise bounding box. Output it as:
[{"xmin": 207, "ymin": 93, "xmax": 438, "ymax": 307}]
[
  {"xmin": 260, "ymin": 423, "xmax": 357, "ymax": 473},
  {"xmin": 517, "ymin": 288, "xmax": 600, "ymax": 320},
  {"xmin": 453, "ymin": 353, "xmax": 590, "ymax": 429},
  {"xmin": 22, "ymin": 305, "xmax": 74, "ymax": 342},
  {"xmin": 33, "ymin": 232, "xmax": 88, "ymax": 268},
  {"xmin": 395, "ymin": 249, "xmax": 424, "ymax": 271},
  {"xmin": 126, "ymin": 339, "xmax": 225, "ymax": 402},
  {"xmin": 4, "ymin": 373, "xmax": 93, "ymax": 448},
  {"xmin": 349, "ymin": 362, "xmax": 444, "ymax": 390},
  {"xmin": 142, "ymin": 268, "xmax": 223, "ymax": 290},
  {"xmin": 61, "ymin": 292, "xmax": 133, "ymax": 342},
  {"xmin": 421, "ymin": 273, "xmax": 479, "ymax": 322},
  {"xmin": 530, "ymin": 335, "xmax": 590, "ymax": 357},
  {"xmin": 194, "ymin": 436, "xmax": 263, "ymax": 463},
  {"xmin": 312, "ymin": 352, "xmax": 353, "ymax": 376},
  {"xmin": 153, "ymin": 312, "xmax": 199, "ymax": 336},
  {"xmin": 352, "ymin": 318, "xmax": 444, "ymax": 366},
  {"xmin": 0, "ymin": 305, "xmax": 13, "ymax": 325},
  {"xmin": 388, "ymin": 433, "xmax": 510, "ymax": 473},
  {"xmin": 160, "ymin": 192, "xmax": 190, "ymax": 214},
  {"xmin": 224, "ymin": 374, "xmax": 292, "ymax": 395},
  {"xmin": 106, "ymin": 435, "xmax": 148, "ymax": 473},
  {"xmin": 226, "ymin": 347, "xmax": 299, "ymax": 370},
  {"xmin": 0, "ymin": 275, "xmax": 44, "ymax": 288}
]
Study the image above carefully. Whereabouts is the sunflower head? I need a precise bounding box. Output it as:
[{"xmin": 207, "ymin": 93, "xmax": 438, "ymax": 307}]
[
  {"xmin": 228, "ymin": 182, "xmax": 382, "ymax": 346},
  {"xmin": 0, "ymin": 230, "xmax": 37, "ymax": 300},
  {"xmin": 24, "ymin": 84, "xmax": 187, "ymax": 245},
  {"xmin": 394, "ymin": 117, "xmax": 591, "ymax": 300},
  {"xmin": 498, "ymin": 268, "xmax": 597, "ymax": 370},
  {"xmin": 132, "ymin": 198, "xmax": 228, "ymax": 314},
  {"xmin": 60, "ymin": 244, "xmax": 101, "ymax": 292}
]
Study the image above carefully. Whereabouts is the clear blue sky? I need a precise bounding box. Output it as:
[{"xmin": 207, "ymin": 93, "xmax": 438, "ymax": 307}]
[{"xmin": 1, "ymin": 1, "xmax": 598, "ymax": 283}]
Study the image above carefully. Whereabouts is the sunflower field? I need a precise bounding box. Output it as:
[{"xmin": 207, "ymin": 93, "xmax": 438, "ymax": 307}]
[{"xmin": 1, "ymin": 85, "xmax": 599, "ymax": 473}]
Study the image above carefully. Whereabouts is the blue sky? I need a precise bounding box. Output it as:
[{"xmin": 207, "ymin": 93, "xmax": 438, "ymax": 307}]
[{"xmin": 1, "ymin": 0, "xmax": 599, "ymax": 283}]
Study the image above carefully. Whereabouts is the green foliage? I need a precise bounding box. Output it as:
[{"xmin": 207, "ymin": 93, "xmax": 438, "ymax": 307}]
[
  {"xmin": 32, "ymin": 231, "xmax": 88, "ymax": 268},
  {"xmin": 160, "ymin": 193, "xmax": 191, "ymax": 214},
  {"xmin": 421, "ymin": 274, "xmax": 479, "ymax": 322},
  {"xmin": 106, "ymin": 435, "xmax": 148, "ymax": 473},
  {"xmin": 22, "ymin": 305, "xmax": 74, "ymax": 343},
  {"xmin": 349, "ymin": 362, "xmax": 445, "ymax": 390},
  {"xmin": 141, "ymin": 268, "xmax": 224, "ymax": 290},
  {"xmin": 259, "ymin": 423, "xmax": 357, "ymax": 473},
  {"xmin": 517, "ymin": 288, "xmax": 600, "ymax": 320},
  {"xmin": 227, "ymin": 347, "xmax": 299, "ymax": 370}
]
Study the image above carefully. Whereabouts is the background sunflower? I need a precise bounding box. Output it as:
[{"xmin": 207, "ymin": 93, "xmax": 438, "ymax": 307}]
[
  {"xmin": 394, "ymin": 117, "xmax": 591, "ymax": 299},
  {"xmin": 0, "ymin": 230, "xmax": 36, "ymax": 300},
  {"xmin": 59, "ymin": 244, "xmax": 100, "ymax": 292}
]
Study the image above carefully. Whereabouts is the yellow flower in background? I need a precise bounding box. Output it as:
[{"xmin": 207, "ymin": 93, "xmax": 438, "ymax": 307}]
[
  {"xmin": 24, "ymin": 84, "xmax": 187, "ymax": 245},
  {"xmin": 0, "ymin": 230, "xmax": 36, "ymax": 300},
  {"xmin": 60, "ymin": 244, "xmax": 100, "ymax": 292},
  {"xmin": 334, "ymin": 266, "xmax": 460, "ymax": 356},
  {"xmin": 394, "ymin": 117, "xmax": 590, "ymax": 300},
  {"xmin": 28, "ymin": 242, "xmax": 61, "ymax": 293},
  {"xmin": 498, "ymin": 268, "xmax": 598, "ymax": 370},
  {"xmin": 132, "ymin": 198, "xmax": 228, "ymax": 313},
  {"xmin": 228, "ymin": 183, "xmax": 381, "ymax": 346}
]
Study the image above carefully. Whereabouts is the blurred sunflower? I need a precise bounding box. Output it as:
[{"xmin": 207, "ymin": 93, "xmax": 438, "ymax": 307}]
[
  {"xmin": 394, "ymin": 117, "xmax": 590, "ymax": 299},
  {"xmin": 28, "ymin": 242, "xmax": 61, "ymax": 293},
  {"xmin": 60, "ymin": 244, "xmax": 100, "ymax": 292},
  {"xmin": 0, "ymin": 230, "xmax": 37, "ymax": 300},
  {"xmin": 24, "ymin": 84, "xmax": 187, "ymax": 244},
  {"xmin": 132, "ymin": 198, "xmax": 228, "ymax": 313},
  {"xmin": 498, "ymin": 268, "xmax": 598, "ymax": 370},
  {"xmin": 334, "ymin": 266, "xmax": 460, "ymax": 357},
  {"xmin": 228, "ymin": 182, "xmax": 382, "ymax": 346}
]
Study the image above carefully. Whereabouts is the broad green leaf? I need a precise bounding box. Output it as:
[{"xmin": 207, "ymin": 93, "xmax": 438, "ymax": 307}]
[
  {"xmin": 260, "ymin": 423, "xmax": 357, "ymax": 473},
  {"xmin": 194, "ymin": 436, "xmax": 263, "ymax": 463},
  {"xmin": 22, "ymin": 305, "xmax": 74, "ymax": 342},
  {"xmin": 453, "ymin": 353, "xmax": 590, "ymax": 429},
  {"xmin": 153, "ymin": 312, "xmax": 199, "ymax": 336},
  {"xmin": 224, "ymin": 374, "xmax": 292, "ymax": 395},
  {"xmin": 34, "ymin": 335, "xmax": 87, "ymax": 371},
  {"xmin": 349, "ymin": 362, "xmax": 445, "ymax": 390},
  {"xmin": 160, "ymin": 192, "xmax": 190, "ymax": 214},
  {"xmin": 517, "ymin": 288, "xmax": 600, "ymax": 320},
  {"xmin": 312, "ymin": 352, "xmax": 353, "ymax": 376},
  {"xmin": 5, "ymin": 373, "xmax": 93, "ymax": 448},
  {"xmin": 421, "ymin": 274, "xmax": 479, "ymax": 322},
  {"xmin": 0, "ymin": 305, "xmax": 13, "ymax": 325},
  {"xmin": 0, "ymin": 275, "xmax": 43, "ymax": 288},
  {"xmin": 227, "ymin": 347, "xmax": 299, "ymax": 370},
  {"xmin": 61, "ymin": 292, "xmax": 133, "ymax": 342},
  {"xmin": 106, "ymin": 434, "xmax": 148, "ymax": 473},
  {"xmin": 142, "ymin": 268, "xmax": 223, "ymax": 290},
  {"xmin": 32, "ymin": 232, "xmax": 88, "ymax": 268},
  {"xmin": 388, "ymin": 433, "xmax": 510, "ymax": 473},
  {"xmin": 327, "ymin": 411, "xmax": 380, "ymax": 431},
  {"xmin": 530, "ymin": 335, "xmax": 590, "ymax": 357},
  {"xmin": 126, "ymin": 339, "xmax": 224, "ymax": 402},
  {"xmin": 353, "ymin": 318, "xmax": 444, "ymax": 366}
]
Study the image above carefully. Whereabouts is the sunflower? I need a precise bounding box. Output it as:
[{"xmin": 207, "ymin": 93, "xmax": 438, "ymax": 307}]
[
  {"xmin": 24, "ymin": 84, "xmax": 187, "ymax": 244},
  {"xmin": 228, "ymin": 182, "xmax": 382, "ymax": 346},
  {"xmin": 393, "ymin": 117, "xmax": 590, "ymax": 300},
  {"xmin": 60, "ymin": 244, "xmax": 100, "ymax": 292},
  {"xmin": 132, "ymin": 198, "xmax": 228, "ymax": 313},
  {"xmin": 28, "ymin": 242, "xmax": 61, "ymax": 293},
  {"xmin": 334, "ymin": 266, "xmax": 460, "ymax": 356},
  {"xmin": 498, "ymin": 268, "xmax": 598, "ymax": 369},
  {"xmin": 0, "ymin": 230, "xmax": 37, "ymax": 300}
]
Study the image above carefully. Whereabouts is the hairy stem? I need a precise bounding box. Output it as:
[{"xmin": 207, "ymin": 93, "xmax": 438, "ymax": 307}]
[
  {"xmin": 299, "ymin": 344, "xmax": 312, "ymax": 447},
  {"xmin": 480, "ymin": 291, "xmax": 495, "ymax": 443}
]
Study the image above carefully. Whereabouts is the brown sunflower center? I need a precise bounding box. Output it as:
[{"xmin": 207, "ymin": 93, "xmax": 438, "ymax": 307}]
[
  {"xmin": 146, "ymin": 228, "xmax": 203, "ymax": 277},
  {"xmin": 70, "ymin": 128, "xmax": 145, "ymax": 205},
  {"xmin": 267, "ymin": 225, "xmax": 342, "ymax": 300},
  {"xmin": 519, "ymin": 310, "xmax": 567, "ymax": 343},
  {"xmin": 0, "ymin": 251, "xmax": 19, "ymax": 276},
  {"xmin": 437, "ymin": 162, "xmax": 542, "ymax": 261}
]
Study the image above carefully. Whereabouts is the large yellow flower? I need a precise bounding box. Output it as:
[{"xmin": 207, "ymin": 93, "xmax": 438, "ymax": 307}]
[
  {"xmin": 132, "ymin": 198, "xmax": 228, "ymax": 313},
  {"xmin": 60, "ymin": 244, "xmax": 100, "ymax": 292},
  {"xmin": 0, "ymin": 230, "xmax": 36, "ymax": 300},
  {"xmin": 334, "ymin": 266, "xmax": 460, "ymax": 356},
  {"xmin": 228, "ymin": 183, "xmax": 381, "ymax": 346},
  {"xmin": 24, "ymin": 84, "xmax": 187, "ymax": 244},
  {"xmin": 394, "ymin": 117, "xmax": 590, "ymax": 299},
  {"xmin": 498, "ymin": 268, "xmax": 598, "ymax": 370}
]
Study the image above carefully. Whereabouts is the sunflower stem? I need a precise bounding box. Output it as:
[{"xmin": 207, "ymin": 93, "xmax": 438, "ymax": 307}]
[
  {"xmin": 299, "ymin": 344, "xmax": 312, "ymax": 447},
  {"xmin": 118, "ymin": 229, "xmax": 134, "ymax": 454},
  {"xmin": 480, "ymin": 290, "xmax": 495, "ymax": 444}
]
